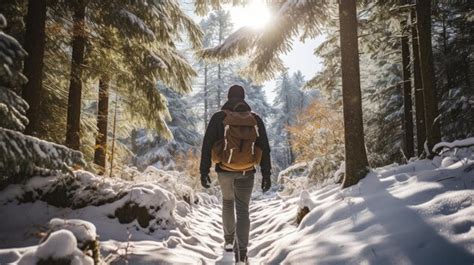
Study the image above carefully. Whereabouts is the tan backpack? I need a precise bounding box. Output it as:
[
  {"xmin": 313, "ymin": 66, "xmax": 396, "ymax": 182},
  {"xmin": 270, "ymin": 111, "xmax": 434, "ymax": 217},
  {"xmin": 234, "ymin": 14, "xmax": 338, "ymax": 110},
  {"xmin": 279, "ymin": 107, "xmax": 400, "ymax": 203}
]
[{"xmin": 211, "ymin": 109, "xmax": 263, "ymax": 172}]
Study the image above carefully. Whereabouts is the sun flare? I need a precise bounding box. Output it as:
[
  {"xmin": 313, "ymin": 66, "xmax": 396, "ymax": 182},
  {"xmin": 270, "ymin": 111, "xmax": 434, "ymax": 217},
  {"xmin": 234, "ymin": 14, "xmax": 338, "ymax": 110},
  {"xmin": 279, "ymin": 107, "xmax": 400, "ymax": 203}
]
[{"xmin": 230, "ymin": 1, "xmax": 272, "ymax": 30}]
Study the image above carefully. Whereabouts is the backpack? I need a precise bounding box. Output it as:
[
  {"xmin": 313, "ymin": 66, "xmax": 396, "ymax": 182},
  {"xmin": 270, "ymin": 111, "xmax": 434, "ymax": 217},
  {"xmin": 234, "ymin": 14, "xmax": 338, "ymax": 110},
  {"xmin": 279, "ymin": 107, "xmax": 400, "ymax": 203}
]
[{"xmin": 211, "ymin": 108, "xmax": 263, "ymax": 172}]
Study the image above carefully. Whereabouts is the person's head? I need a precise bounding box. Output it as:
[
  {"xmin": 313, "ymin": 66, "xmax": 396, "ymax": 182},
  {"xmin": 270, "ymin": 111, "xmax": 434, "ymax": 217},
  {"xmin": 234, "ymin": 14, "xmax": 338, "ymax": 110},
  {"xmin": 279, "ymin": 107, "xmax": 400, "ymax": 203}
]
[{"xmin": 227, "ymin": 84, "xmax": 245, "ymax": 100}]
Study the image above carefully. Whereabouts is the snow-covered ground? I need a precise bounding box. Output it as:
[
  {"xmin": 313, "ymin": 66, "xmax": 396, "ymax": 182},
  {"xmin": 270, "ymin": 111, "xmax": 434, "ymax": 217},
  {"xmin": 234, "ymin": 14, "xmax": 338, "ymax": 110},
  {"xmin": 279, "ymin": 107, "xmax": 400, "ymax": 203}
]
[{"xmin": 0, "ymin": 141, "xmax": 473, "ymax": 264}]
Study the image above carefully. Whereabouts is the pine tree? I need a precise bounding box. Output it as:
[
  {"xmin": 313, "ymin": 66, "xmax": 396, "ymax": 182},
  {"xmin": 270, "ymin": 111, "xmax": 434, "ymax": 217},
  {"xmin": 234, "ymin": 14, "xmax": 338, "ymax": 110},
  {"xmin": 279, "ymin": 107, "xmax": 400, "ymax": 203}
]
[
  {"xmin": 199, "ymin": 10, "xmax": 234, "ymax": 111},
  {"xmin": 22, "ymin": 0, "xmax": 47, "ymax": 135},
  {"xmin": 431, "ymin": 1, "xmax": 473, "ymax": 142},
  {"xmin": 415, "ymin": 0, "xmax": 441, "ymax": 156},
  {"xmin": 93, "ymin": 76, "xmax": 109, "ymax": 173},
  {"xmin": 134, "ymin": 84, "xmax": 200, "ymax": 170},
  {"xmin": 399, "ymin": 0, "xmax": 414, "ymax": 158},
  {"xmin": 338, "ymin": 0, "xmax": 369, "ymax": 188},
  {"xmin": 235, "ymin": 77, "xmax": 272, "ymax": 119},
  {"xmin": 18, "ymin": 0, "xmax": 204, "ymax": 162},
  {"xmin": 0, "ymin": 14, "xmax": 84, "ymax": 184},
  {"xmin": 269, "ymin": 70, "xmax": 311, "ymax": 169},
  {"xmin": 65, "ymin": 0, "xmax": 87, "ymax": 150},
  {"xmin": 410, "ymin": 6, "xmax": 426, "ymax": 156},
  {"xmin": 194, "ymin": 10, "xmax": 234, "ymax": 130}
]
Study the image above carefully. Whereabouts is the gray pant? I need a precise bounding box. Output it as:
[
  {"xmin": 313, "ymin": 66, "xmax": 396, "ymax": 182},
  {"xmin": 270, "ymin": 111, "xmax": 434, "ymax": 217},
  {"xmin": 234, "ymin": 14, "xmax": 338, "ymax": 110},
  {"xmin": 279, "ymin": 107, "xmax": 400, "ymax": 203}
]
[{"xmin": 218, "ymin": 171, "xmax": 254, "ymax": 256}]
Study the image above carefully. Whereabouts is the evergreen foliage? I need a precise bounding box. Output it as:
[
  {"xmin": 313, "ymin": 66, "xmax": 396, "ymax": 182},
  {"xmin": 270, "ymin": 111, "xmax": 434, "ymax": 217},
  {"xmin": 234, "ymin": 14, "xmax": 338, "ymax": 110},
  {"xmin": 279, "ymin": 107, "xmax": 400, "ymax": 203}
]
[
  {"xmin": 234, "ymin": 77, "xmax": 272, "ymax": 119},
  {"xmin": 269, "ymin": 70, "xmax": 315, "ymax": 171},
  {"xmin": 0, "ymin": 0, "xmax": 204, "ymax": 168},
  {"xmin": 431, "ymin": 1, "xmax": 474, "ymax": 141},
  {"xmin": 133, "ymin": 84, "xmax": 201, "ymax": 171},
  {"xmin": 0, "ymin": 14, "xmax": 84, "ymax": 184},
  {"xmin": 195, "ymin": 10, "xmax": 236, "ymax": 126}
]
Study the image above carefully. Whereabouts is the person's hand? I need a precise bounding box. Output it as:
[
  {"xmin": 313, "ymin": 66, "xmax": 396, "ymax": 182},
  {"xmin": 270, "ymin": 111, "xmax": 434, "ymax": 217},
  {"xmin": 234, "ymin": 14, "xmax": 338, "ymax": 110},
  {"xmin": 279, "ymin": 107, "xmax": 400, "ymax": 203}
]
[
  {"xmin": 261, "ymin": 175, "xmax": 271, "ymax": 192},
  {"xmin": 201, "ymin": 175, "xmax": 211, "ymax": 189}
]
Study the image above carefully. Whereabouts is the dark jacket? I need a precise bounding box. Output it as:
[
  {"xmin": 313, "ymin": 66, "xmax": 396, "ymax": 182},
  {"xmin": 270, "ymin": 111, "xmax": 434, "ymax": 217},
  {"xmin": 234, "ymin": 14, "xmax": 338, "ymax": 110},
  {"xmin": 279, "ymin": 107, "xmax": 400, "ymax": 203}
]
[{"xmin": 200, "ymin": 98, "xmax": 271, "ymax": 178}]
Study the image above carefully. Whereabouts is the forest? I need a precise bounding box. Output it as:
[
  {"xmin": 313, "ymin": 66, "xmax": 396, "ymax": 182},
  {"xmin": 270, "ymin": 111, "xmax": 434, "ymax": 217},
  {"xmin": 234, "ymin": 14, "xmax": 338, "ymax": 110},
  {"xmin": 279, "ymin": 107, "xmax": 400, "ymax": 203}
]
[{"xmin": 0, "ymin": 0, "xmax": 473, "ymax": 264}]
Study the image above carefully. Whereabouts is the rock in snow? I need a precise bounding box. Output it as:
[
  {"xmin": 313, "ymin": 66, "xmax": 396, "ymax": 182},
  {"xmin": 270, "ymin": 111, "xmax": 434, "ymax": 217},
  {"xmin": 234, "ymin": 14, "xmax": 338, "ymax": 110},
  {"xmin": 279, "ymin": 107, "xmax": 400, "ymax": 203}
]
[
  {"xmin": 17, "ymin": 230, "xmax": 93, "ymax": 265},
  {"xmin": 49, "ymin": 218, "xmax": 97, "ymax": 246}
]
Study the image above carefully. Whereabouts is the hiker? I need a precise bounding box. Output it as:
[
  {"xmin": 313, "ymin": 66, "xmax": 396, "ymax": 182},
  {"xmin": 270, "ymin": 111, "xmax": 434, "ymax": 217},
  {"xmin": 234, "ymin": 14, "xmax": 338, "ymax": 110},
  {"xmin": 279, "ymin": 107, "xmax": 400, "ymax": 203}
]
[{"xmin": 200, "ymin": 84, "xmax": 272, "ymax": 264}]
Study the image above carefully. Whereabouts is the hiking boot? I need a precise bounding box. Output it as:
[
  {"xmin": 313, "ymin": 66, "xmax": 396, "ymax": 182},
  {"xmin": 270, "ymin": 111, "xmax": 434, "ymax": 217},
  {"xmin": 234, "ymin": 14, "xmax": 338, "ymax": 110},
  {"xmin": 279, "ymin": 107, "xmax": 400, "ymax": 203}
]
[
  {"xmin": 235, "ymin": 256, "xmax": 248, "ymax": 265},
  {"xmin": 224, "ymin": 241, "xmax": 233, "ymax": 252},
  {"xmin": 235, "ymin": 250, "xmax": 248, "ymax": 264}
]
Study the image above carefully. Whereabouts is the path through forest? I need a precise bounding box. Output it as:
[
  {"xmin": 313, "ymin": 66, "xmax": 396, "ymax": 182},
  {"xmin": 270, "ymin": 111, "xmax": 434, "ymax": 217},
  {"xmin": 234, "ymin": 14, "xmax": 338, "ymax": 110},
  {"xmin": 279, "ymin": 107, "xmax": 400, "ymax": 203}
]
[{"xmin": 136, "ymin": 191, "xmax": 298, "ymax": 265}]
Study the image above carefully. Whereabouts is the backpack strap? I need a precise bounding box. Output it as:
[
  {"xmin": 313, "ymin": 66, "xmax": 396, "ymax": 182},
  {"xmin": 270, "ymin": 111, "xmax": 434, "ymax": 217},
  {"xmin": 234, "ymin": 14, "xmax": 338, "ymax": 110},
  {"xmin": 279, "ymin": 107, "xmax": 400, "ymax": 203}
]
[{"xmin": 232, "ymin": 102, "xmax": 248, "ymax": 112}]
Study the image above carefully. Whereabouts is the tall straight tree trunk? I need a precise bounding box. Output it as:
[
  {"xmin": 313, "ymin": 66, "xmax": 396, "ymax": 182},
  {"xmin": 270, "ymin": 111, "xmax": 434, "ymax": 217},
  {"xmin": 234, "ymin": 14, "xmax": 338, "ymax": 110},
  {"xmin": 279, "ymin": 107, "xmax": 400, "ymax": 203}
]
[
  {"xmin": 338, "ymin": 0, "xmax": 369, "ymax": 188},
  {"xmin": 204, "ymin": 64, "xmax": 208, "ymax": 129},
  {"xmin": 400, "ymin": 17, "xmax": 414, "ymax": 159},
  {"xmin": 109, "ymin": 93, "xmax": 118, "ymax": 178},
  {"xmin": 93, "ymin": 76, "xmax": 109, "ymax": 173},
  {"xmin": 217, "ymin": 22, "xmax": 223, "ymax": 108},
  {"xmin": 65, "ymin": 0, "xmax": 87, "ymax": 150},
  {"xmin": 285, "ymin": 95, "xmax": 294, "ymax": 164},
  {"xmin": 441, "ymin": 12, "xmax": 453, "ymax": 89},
  {"xmin": 411, "ymin": 8, "xmax": 426, "ymax": 156},
  {"xmin": 415, "ymin": 0, "xmax": 441, "ymax": 156},
  {"xmin": 459, "ymin": 24, "xmax": 472, "ymax": 89},
  {"xmin": 23, "ymin": 0, "xmax": 47, "ymax": 135}
]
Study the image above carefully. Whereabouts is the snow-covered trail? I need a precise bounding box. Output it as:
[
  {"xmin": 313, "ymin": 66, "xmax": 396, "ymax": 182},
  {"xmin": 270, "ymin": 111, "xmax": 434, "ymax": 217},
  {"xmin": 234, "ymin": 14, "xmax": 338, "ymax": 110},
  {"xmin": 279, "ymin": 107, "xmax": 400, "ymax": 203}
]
[
  {"xmin": 0, "ymin": 146, "xmax": 473, "ymax": 264},
  {"xmin": 119, "ymin": 191, "xmax": 299, "ymax": 264},
  {"xmin": 140, "ymin": 155, "xmax": 474, "ymax": 265}
]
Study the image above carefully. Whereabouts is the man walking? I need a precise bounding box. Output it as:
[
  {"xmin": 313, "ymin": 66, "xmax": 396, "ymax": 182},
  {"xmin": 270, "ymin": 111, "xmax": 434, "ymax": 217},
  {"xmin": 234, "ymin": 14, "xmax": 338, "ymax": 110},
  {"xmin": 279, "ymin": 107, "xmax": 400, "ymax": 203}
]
[{"xmin": 200, "ymin": 84, "xmax": 272, "ymax": 264}]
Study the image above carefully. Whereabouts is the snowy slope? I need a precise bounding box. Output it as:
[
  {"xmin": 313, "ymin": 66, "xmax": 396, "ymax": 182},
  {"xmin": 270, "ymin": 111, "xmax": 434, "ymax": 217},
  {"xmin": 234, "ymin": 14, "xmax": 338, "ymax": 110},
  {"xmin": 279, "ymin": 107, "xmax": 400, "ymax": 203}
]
[{"xmin": 0, "ymin": 142, "xmax": 473, "ymax": 264}]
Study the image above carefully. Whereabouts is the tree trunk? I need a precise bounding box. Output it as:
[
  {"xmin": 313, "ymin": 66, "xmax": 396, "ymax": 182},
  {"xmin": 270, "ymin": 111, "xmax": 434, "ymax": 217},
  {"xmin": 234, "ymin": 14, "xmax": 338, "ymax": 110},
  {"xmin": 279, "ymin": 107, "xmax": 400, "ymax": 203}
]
[
  {"xmin": 204, "ymin": 64, "xmax": 208, "ymax": 129},
  {"xmin": 441, "ymin": 11, "xmax": 453, "ymax": 89},
  {"xmin": 285, "ymin": 94, "xmax": 294, "ymax": 164},
  {"xmin": 109, "ymin": 94, "xmax": 118, "ymax": 178},
  {"xmin": 400, "ymin": 18, "xmax": 414, "ymax": 159},
  {"xmin": 338, "ymin": 0, "xmax": 369, "ymax": 188},
  {"xmin": 22, "ymin": 0, "xmax": 47, "ymax": 135},
  {"xmin": 65, "ymin": 0, "xmax": 87, "ymax": 150},
  {"xmin": 217, "ymin": 23, "xmax": 223, "ymax": 108},
  {"xmin": 411, "ymin": 8, "xmax": 426, "ymax": 156},
  {"xmin": 217, "ymin": 65, "xmax": 222, "ymax": 108},
  {"xmin": 93, "ymin": 76, "xmax": 109, "ymax": 174},
  {"xmin": 459, "ymin": 24, "xmax": 472, "ymax": 89},
  {"xmin": 415, "ymin": 0, "xmax": 441, "ymax": 156}
]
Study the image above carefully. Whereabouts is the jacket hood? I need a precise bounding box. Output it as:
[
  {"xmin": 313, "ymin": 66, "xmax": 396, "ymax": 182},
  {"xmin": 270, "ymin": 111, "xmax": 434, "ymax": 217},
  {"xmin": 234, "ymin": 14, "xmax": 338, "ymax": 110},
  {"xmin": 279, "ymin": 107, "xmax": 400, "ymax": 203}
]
[{"xmin": 221, "ymin": 98, "xmax": 251, "ymax": 112}]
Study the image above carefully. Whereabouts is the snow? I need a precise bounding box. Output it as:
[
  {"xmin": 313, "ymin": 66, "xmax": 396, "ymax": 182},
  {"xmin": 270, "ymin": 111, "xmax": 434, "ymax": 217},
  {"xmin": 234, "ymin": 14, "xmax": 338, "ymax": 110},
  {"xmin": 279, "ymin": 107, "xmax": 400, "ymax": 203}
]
[
  {"xmin": 434, "ymin": 137, "xmax": 474, "ymax": 153},
  {"xmin": 0, "ymin": 128, "xmax": 85, "ymax": 176},
  {"xmin": 297, "ymin": 190, "xmax": 316, "ymax": 210},
  {"xmin": 118, "ymin": 9, "xmax": 155, "ymax": 40},
  {"xmin": 0, "ymin": 140, "xmax": 473, "ymax": 264},
  {"xmin": 17, "ymin": 230, "xmax": 93, "ymax": 265},
  {"xmin": 36, "ymin": 230, "xmax": 78, "ymax": 259},
  {"xmin": 49, "ymin": 218, "xmax": 97, "ymax": 244}
]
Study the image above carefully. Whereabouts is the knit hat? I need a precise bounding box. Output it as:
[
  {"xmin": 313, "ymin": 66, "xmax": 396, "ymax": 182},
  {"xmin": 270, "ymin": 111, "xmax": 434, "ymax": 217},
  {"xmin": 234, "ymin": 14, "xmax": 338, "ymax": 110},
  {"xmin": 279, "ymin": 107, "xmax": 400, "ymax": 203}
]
[{"xmin": 227, "ymin": 85, "xmax": 245, "ymax": 100}]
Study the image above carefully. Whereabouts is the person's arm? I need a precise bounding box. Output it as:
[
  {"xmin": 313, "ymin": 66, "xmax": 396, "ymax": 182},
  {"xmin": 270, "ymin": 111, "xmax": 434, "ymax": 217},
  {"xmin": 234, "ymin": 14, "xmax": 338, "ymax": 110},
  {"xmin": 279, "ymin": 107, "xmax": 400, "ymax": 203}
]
[
  {"xmin": 200, "ymin": 113, "xmax": 220, "ymax": 177},
  {"xmin": 255, "ymin": 115, "xmax": 271, "ymax": 178}
]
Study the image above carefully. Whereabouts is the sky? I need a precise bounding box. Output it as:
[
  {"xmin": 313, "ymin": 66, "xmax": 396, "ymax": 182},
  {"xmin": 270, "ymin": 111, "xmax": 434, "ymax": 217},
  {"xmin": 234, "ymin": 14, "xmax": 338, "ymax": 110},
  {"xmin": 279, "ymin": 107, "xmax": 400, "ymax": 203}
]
[
  {"xmin": 228, "ymin": 2, "xmax": 325, "ymax": 102},
  {"xmin": 184, "ymin": 0, "xmax": 325, "ymax": 102},
  {"xmin": 259, "ymin": 37, "xmax": 325, "ymax": 102}
]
